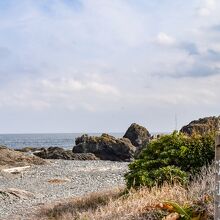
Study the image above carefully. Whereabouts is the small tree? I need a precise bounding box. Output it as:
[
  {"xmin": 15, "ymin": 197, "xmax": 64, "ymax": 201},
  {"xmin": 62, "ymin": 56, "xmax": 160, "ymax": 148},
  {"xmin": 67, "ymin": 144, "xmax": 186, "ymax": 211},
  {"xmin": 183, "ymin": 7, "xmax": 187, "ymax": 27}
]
[{"xmin": 125, "ymin": 131, "xmax": 215, "ymax": 188}]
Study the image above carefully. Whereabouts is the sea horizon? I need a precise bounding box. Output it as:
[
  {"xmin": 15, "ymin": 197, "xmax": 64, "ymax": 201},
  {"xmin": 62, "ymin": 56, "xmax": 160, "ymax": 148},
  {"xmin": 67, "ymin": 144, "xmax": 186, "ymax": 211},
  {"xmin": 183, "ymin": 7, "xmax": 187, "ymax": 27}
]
[
  {"xmin": 0, "ymin": 132, "xmax": 124, "ymax": 149},
  {"xmin": 0, "ymin": 131, "xmax": 168, "ymax": 149}
]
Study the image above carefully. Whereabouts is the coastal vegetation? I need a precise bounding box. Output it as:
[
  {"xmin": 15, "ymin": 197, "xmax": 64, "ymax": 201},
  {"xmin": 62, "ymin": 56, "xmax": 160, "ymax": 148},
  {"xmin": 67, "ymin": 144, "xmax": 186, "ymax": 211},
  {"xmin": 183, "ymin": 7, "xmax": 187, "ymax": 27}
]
[{"xmin": 125, "ymin": 131, "xmax": 215, "ymax": 188}]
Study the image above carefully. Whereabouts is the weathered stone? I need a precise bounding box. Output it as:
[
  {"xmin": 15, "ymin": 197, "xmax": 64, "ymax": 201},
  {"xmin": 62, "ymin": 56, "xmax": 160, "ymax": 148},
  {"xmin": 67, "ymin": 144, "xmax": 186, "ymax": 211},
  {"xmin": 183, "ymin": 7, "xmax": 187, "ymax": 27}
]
[
  {"xmin": 15, "ymin": 147, "xmax": 44, "ymax": 153},
  {"xmin": 73, "ymin": 133, "xmax": 135, "ymax": 161},
  {"xmin": 0, "ymin": 146, "xmax": 47, "ymax": 169},
  {"xmin": 123, "ymin": 123, "xmax": 151, "ymax": 148},
  {"xmin": 0, "ymin": 188, "xmax": 35, "ymax": 199},
  {"xmin": 34, "ymin": 147, "xmax": 98, "ymax": 160},
  {"xmin": 180, "ymin": 116, "xmax": 220, "ymax": 136}
]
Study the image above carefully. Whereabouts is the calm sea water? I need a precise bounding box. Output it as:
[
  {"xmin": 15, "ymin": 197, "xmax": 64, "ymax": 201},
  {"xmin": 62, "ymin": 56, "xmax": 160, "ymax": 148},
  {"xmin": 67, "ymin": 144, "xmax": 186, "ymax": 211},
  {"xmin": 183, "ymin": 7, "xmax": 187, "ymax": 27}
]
[{"xmin": 0, "ymin": 133, "xmax": 123, "ymax": 149}]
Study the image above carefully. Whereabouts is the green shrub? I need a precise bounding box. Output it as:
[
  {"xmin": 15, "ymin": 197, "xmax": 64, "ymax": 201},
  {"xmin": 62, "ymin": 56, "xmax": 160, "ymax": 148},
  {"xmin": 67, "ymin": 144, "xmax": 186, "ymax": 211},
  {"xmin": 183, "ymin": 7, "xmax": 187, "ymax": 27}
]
[{"xmin": 125, "ymin": 131, "xmax": 215, "ymax": 188}]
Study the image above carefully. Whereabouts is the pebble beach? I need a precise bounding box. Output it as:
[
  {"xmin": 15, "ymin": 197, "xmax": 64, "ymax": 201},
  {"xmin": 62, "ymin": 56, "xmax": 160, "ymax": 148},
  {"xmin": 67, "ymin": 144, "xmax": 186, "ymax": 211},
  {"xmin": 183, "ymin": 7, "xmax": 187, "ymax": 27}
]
[{"xmin": 0, "ymin": 160, "xmax": 128, "ymax": 219}]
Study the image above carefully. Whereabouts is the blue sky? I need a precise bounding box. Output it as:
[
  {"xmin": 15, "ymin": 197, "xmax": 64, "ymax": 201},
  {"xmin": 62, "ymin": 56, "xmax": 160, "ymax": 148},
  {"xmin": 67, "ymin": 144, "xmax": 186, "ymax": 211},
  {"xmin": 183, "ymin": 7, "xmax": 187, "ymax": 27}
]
[{"xmin": 0, "ymin": 0, "xmax": 219, "ymax": 133}]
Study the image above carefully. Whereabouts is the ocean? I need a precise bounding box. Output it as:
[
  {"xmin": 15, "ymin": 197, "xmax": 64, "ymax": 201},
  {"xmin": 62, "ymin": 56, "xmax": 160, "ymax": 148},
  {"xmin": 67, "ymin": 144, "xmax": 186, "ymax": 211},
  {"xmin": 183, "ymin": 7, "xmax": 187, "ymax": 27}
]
[{"xmin": 0, "ymin": 133, "xmax": 123, "ymax": 149}]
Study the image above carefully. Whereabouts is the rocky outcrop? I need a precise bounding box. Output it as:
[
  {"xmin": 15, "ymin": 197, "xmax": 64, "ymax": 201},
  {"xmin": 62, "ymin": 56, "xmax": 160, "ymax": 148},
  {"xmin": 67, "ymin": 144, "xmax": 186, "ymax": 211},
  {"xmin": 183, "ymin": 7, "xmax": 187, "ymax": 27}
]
[
  {"xmin": 34, "ymin": 147, "xmax": 98, "ymax": 160},
  {"xmin": 0, "ymin": 146, "xmax": 47, "ymax": 169},
  {"xmin": 15, "ymin": 147, "xmax": 44, "ymax": 153},
  {"xmin": 123, "ymin": 123, "xmax": 151, "ymax": 148},
  {"xmin": 180, "ymin": 116, "xmax": 220, "ymax": 136},
  {"xmin": 73, "ymin": 133, "xmax": 136, "ymax": 161}
]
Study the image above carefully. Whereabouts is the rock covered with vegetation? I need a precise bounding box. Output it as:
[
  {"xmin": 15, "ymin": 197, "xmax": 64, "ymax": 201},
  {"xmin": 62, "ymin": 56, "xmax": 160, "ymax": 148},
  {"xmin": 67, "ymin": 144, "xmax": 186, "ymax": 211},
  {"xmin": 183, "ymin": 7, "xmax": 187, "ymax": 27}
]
[
  {"xmin": 180, "ymin": 116, "xmax": 220, "ymax": 136},
  {"xmin": 73, "ymin": 133, "xmax": 136, "ymax": 161},
  {"xmin": 125, "ymin": 131, "xmax": 215, "ymax": 188}
]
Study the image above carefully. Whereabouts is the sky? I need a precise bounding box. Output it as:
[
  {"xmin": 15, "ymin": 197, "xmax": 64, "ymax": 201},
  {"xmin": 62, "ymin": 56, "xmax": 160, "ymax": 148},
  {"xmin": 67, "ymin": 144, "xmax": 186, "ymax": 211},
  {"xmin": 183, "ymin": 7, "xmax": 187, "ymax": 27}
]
[{"xmin": 0, "ymin": 0, "xmax": 219, "ymax": 134}]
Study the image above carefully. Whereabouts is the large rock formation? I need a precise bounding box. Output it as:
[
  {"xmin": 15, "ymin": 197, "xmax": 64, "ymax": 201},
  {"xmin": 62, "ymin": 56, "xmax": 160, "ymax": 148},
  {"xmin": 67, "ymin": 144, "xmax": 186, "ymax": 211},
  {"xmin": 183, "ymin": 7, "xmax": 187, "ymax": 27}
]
[
  {"xmin": 34, "ymin": 147, "xmax": 98, "ymax": 160},
  {"xmin": 0, "ymin": 146, "xmax": 46, "ymax": 169},
  {"xmin": 123, "ymin": 123, "xmax": 151, "ymax": 148},
  {"xmin": 180, "ymin": 116, "xmax": 220, "ymax": 136},
  {"xmin": 73, "ymin": 133, "xmax": 136, "ymax": 161}
]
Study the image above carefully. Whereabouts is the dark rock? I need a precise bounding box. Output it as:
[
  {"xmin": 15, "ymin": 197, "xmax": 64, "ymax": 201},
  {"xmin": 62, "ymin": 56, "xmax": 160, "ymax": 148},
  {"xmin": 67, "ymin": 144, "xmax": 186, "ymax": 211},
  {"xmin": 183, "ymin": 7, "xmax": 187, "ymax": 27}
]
[
  {"xmin": 34, "ymin": 147, "xmax": 97, "ymax": 160},
  {"xmin": 123, "ymin": 123, "xmax": 151, "ymax": 148},
  {"xmin": 72, "ymin": 153, "xmax": 98, "ymax": 160},
  {"xmin": 75, "ymin": 134, "xmax": 89, "ymax": 145},
  {"xmin": 180, "ymin": 116, "xmax": 220, "ymax": 136},
  {"xmin": 34, "ymin": 147, "xmax": 72, "ymax": 159},
  {"xmin": 73, "ymin": 133, "xmax": 135, "ymax": 161}
]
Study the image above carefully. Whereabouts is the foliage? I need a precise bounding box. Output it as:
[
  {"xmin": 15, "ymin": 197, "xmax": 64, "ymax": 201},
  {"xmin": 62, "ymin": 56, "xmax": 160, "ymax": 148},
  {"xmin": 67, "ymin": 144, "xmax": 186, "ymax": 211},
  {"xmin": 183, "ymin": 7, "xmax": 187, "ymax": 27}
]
[
  {"xmin": 161, "ymin": 201, "xmax": 191, "ymax": 219},
  {"xmin": 161, "ymin": 200, "xmax": 211, "ymax": 220},
  {"xmin": 125, "ymin": 131, "xmax": 215, "ymax": 188}
]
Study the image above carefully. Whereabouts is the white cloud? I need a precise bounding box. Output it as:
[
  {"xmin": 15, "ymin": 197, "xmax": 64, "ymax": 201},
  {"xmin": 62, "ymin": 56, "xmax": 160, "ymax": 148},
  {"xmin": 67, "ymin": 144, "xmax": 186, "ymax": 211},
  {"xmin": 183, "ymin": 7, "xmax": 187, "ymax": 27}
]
[
  {"xmin": 0, "ymin": 77, "xmax": 120, "ymax": 111},
  {"xmin": 41, "ymin": 78, "xmax": 119, "ymax": 96},
  {"xmin": 156, "ymin": 32, "xmax": 176, "ymax": 46},
  {"xmin": 198, "ymin": 0, "xmax": 216, "ymax": 16},
  {"xmin": 198, "ymin": 8, "xmax": 210, "ymax": 16},
  {"xmin": 0, "ymin": 0, "xmax": 220, "ymax": 133},
  {"xmin": 2, "ymin": 69, "xmax": 218, "ymax": 115}
]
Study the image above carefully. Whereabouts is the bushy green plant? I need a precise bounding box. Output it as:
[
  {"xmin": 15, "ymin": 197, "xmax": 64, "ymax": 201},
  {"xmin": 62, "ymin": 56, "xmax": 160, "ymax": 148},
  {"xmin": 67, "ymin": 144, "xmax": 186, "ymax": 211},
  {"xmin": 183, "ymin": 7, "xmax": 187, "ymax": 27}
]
[{"xmin": 125, "ymin": 131, "xmax": 215, "ymax": 188}]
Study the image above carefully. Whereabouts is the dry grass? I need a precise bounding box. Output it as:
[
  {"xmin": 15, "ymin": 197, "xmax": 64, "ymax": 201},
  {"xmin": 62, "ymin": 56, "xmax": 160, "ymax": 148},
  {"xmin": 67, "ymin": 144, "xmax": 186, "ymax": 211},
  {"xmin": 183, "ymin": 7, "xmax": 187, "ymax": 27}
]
[
  {"xmin": 47, "ymin": 178, "xmax": 71, "ymax": 184},
  {"xmin": 37, "ymin": 165, "xmax": 214, "ymax": 220},
  {"xmin": 38, "ymin": 188, "xmax": 123, "ymax": 220}
]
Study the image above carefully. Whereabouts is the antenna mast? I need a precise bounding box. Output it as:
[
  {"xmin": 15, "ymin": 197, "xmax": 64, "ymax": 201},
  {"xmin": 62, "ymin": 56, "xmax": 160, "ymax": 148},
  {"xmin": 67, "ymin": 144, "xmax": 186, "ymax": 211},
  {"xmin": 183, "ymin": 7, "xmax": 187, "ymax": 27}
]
[{"xmin": 175, "ymin": 113, "xmax": 178, "ymax": 131}]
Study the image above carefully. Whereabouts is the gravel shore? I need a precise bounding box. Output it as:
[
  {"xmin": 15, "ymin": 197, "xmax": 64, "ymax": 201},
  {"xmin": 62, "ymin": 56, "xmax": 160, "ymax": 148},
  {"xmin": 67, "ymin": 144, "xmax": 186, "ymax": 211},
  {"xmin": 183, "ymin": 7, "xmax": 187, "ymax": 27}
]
[{"xmin": 0, "ymin": 160, "xmax": 128, "ymax": 220}]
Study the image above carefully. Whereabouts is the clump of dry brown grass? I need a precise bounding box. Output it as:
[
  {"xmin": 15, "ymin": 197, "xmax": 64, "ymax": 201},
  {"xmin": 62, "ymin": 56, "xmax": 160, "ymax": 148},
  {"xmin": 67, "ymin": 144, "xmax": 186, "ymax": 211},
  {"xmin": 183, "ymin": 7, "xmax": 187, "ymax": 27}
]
[
  {"xmin": 38, "ymin": 188, "xmax": 123, "ymax": 220},
  {"xmin": 47, "ymin": 178, "xmax": 71, "ymax": 184},
  {"xmin": 37, "ymin": 165, "xmax": 214, "ymax": 220}
]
